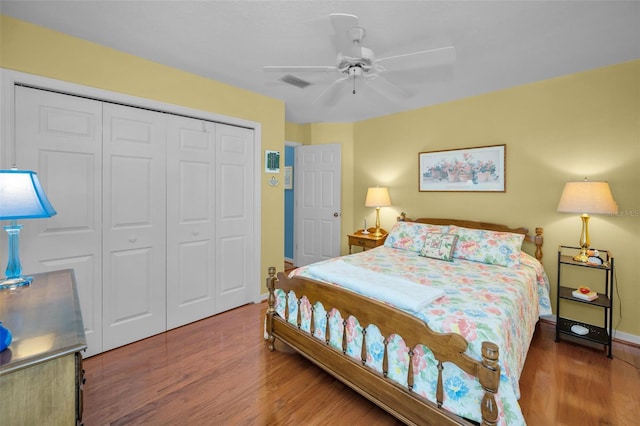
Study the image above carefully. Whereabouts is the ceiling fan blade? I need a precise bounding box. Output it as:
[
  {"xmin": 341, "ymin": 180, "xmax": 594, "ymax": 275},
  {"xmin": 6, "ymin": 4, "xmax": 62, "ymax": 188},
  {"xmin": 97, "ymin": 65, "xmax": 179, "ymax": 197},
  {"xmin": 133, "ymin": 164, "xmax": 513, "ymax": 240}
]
[
  {"xmin": 329, "ymin": 13, "xmax": 363, "ymax": 58},
  {"xmin": 264, "ymin": 65, "xmax": 337, "ymax": 73},
  {"xmin": 364, "ymin": 74, "xmax": 411, "ymax": 102},
  {"xmin": 312, "ymin": 76, "xmax": 349, "ymax": 106},
  {"xmin": 375, "ymin": 46, "xmax": 456, "ymax": 72}
]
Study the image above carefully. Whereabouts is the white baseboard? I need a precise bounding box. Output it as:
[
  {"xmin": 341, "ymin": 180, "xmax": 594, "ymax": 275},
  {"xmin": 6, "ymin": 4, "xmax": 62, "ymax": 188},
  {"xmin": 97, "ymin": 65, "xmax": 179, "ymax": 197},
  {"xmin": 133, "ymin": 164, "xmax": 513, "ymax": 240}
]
[{"xmin": 612, "ymin": 329, "xmax": 640, "ymax": 346}]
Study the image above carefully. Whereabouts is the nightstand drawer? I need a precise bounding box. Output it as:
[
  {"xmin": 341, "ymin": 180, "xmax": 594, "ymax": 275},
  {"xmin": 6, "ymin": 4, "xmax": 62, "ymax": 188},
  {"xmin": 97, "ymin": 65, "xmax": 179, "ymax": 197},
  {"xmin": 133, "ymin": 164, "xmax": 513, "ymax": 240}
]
[
  {"xmin": 351, "ymin": 237, "xmax": 378, "ymax": 249},
  {"xmin": 347, "ymin": 231, "xmax": 387, "ymax": 254}
]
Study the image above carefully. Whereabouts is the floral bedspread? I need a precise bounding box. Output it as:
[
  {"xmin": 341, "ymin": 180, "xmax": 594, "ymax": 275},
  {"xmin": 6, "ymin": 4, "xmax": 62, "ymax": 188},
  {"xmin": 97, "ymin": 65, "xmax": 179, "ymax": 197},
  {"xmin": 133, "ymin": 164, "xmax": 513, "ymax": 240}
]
[{"xmin": 276, "ymin": 246, "xmax": 551, "ymax": 425}]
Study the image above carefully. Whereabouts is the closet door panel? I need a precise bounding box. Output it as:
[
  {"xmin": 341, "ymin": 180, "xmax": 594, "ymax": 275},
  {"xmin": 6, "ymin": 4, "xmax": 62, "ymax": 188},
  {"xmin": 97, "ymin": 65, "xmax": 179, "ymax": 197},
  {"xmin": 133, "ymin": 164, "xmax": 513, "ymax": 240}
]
[
  {"xmin": 102, "ymin": 103, "xmax": 167, "ymax": 351},
  {"xmin": 215, "ymin": 124, "xmax": 255, "ymax": 312},
  {"xmin": 166, "ymin": 116, "xmax": 216, "ymax": 329},
  {"xmin": 14, "ymin": 86, "xmax": 103, "ymax": 357}
]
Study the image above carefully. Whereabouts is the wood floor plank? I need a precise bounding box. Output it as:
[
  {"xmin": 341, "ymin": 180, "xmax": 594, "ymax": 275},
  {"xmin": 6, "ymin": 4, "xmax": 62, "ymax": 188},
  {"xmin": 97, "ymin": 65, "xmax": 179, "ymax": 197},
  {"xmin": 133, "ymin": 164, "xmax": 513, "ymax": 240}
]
[{"xmin": 82, "ymin": 303, "xmax": 640, "ymax": 426}]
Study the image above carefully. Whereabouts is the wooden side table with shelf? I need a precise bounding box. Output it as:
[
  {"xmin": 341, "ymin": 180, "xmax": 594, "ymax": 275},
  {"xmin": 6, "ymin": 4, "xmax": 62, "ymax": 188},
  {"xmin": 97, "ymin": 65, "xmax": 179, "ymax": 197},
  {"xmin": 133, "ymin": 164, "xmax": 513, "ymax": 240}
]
[
  {"xmin": 347, "ymin": 229, "xmax": 387, "ymax": 254},
  {"xmin": 556, "ymin": 245, "xmax": 614, "ymax": 358}
]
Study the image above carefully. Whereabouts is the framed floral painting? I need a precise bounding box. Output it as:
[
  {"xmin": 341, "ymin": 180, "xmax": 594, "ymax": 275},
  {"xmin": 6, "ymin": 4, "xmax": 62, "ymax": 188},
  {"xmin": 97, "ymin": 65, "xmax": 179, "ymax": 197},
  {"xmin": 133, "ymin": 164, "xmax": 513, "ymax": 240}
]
[{"xmin": 419, "ymin": 144, "xmax": 506, "ymax": 192}]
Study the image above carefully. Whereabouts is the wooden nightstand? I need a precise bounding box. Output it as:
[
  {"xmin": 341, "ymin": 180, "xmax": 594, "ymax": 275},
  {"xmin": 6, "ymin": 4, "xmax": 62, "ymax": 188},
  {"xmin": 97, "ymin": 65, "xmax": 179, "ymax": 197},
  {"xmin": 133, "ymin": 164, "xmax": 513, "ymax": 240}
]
[{"xmin": 347, "ymin": 229, "xmax": 388, "ymax": 254}]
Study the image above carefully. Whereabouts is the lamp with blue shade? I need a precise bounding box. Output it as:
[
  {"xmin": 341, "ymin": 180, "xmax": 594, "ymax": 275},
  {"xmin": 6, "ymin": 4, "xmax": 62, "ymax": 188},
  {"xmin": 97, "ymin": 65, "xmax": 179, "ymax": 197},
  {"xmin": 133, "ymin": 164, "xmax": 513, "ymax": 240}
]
[{"xmin": 0, "ymin": 168, "xmax": 57, "ymax": 289}]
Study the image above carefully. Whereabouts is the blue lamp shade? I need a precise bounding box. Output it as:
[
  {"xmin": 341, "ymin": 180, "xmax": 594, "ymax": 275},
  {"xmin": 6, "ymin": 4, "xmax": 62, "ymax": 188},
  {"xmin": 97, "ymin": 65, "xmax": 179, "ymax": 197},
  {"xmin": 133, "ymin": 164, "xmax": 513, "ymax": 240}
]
[
  {"xmin": 0, "ymin": 169, "xmax": 57, "ymax": 219},
  {"xmin": 0, "ymin": 169, "xmax": 57, "ymax": 289}
]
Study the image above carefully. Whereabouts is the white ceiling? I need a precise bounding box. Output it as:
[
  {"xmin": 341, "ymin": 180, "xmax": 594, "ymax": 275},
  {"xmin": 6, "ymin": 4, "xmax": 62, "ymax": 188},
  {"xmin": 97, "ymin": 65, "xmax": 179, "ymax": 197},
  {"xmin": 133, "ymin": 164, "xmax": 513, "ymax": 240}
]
[{"xmin": 2, "ymin": 1, "xmax": 639, "ymax": 124}]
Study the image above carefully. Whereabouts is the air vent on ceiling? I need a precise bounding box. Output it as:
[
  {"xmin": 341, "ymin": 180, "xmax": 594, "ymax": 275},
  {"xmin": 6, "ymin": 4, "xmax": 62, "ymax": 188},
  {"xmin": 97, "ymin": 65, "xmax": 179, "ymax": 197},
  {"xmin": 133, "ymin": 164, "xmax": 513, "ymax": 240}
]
[{"xmin": 280, "ymin": 75, "xmax": 311, "ymax": 89}]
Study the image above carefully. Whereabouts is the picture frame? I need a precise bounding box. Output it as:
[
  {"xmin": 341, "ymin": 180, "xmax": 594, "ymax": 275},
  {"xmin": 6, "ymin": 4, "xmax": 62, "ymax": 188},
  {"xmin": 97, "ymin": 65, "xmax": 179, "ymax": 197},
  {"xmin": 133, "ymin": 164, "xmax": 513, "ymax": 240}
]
[
  {"xmin": 284, "ymin": 166, "xmax": 293, "ymax": 190},
  {"xmin": 265, "ymin": 150, "xmax": 280, "ymax": 173},
  {"xmin": 419, "ymin": 144, "xmax": 506, "ymax": 192}
]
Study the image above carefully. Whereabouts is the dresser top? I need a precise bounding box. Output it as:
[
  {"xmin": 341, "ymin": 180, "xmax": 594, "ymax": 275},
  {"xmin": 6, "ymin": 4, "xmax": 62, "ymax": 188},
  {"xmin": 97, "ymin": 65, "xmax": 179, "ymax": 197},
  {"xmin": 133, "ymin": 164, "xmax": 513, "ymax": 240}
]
[{"xmin": 0, "ymin": 269, "xmax": 87, "ymax": 375}]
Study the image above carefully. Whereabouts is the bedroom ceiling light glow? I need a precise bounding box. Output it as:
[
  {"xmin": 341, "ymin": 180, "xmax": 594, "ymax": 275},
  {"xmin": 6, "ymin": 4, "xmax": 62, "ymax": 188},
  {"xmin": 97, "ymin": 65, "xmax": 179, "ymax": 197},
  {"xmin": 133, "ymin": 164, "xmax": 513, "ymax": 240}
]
[
  {"xmin": 365, "ymin": 186, "xmax": 391, "ymax": 237},
  {"xmin": 0, "ymin": 168, "xmax": 57, "ymax": 289},
  {"xmin": 557, "ymin": 178, "xmax": 618, "ymax": 263}
]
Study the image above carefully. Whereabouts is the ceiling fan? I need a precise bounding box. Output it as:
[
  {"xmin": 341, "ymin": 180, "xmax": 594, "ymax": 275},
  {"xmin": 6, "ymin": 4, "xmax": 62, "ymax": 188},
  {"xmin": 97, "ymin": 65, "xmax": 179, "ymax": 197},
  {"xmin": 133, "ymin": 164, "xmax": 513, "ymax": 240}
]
[{"xmin": 264, "ymin": 13, "xmax": 456, "ymax": 106}]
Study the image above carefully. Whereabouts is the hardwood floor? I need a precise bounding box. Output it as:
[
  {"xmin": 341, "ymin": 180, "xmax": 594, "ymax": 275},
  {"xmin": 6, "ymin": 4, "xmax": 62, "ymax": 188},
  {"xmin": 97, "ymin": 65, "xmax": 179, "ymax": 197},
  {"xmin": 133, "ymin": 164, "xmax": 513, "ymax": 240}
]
[{"xmin": 83, "ymin": 303, "xmax": 640, "ymax": 426}]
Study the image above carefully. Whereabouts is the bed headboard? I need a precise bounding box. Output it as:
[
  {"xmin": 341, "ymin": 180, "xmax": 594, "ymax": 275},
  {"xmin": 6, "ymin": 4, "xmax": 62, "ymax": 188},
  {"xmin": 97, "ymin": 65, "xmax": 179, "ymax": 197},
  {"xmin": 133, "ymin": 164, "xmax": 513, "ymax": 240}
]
[{"xmin": 399, "ymin": 213, "xmax": 544, "ymax": 261}]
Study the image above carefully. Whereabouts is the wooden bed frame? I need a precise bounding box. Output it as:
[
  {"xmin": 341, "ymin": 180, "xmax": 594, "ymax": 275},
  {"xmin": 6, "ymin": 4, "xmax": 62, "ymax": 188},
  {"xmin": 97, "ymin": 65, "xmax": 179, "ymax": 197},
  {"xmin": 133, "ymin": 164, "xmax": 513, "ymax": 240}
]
[{"xmin": 265, "ymin": 218, "xmax": 544, "ymax": 426}]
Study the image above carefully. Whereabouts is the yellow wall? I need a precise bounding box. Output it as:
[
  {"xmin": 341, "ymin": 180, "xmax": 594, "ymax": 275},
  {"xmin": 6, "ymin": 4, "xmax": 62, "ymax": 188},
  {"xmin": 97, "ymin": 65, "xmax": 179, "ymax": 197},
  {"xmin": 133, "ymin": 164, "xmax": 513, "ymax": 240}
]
[
  {"xmin": 351, "ymin": 61, "xmax": 639, "ymax": 337},
  {"xmin": 284, "ymin": 122, "xmax": 310, "ymax": 145},
  {"xmin": 0, "ymin": 16, "xmax": 285, "ymax": 292}
]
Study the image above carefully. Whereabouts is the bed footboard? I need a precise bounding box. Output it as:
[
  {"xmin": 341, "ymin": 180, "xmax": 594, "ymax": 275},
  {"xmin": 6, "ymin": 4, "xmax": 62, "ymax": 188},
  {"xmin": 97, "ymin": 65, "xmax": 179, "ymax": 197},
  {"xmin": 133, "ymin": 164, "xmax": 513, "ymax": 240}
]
[{"xmin": 265, "ymin": 267, "xmax": 500, "ymax": 426}]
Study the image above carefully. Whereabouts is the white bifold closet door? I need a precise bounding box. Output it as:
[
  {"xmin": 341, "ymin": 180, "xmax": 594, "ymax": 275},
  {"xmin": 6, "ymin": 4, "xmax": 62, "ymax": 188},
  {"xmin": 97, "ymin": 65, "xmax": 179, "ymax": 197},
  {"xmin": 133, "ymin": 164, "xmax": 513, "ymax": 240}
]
[
  {"xmin": 166, "ymin": 116, "xmax": 255, "ymax": 327},
  {"xmin": 101, "ymin": 103, "xmax": 167, "ymax": 351},
  {"xmin": 13, "ymin": 85, "xmax": 255, "ymax": 356},
  {"xmin": 214, "ymin": 123, "xmax": 256, "ymax": 313},
  {"xmin": 15, "ymin": 89, "xmax": 167, "ymax": 354},
  {"xmin": 166, "ymin": 116, "xmax": 217, "ymax": 328},
  {"xmin": 15, "ymin": 86, "xmax": 104, "ymax": 356}
]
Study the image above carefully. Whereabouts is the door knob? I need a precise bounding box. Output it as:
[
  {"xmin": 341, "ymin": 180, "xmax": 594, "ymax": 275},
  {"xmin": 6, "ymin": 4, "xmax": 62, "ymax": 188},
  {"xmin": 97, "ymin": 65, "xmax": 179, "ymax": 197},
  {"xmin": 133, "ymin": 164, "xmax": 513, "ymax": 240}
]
[{"xmin": 333, "ymin": 212, "xmax": 339, "ymax": 217}]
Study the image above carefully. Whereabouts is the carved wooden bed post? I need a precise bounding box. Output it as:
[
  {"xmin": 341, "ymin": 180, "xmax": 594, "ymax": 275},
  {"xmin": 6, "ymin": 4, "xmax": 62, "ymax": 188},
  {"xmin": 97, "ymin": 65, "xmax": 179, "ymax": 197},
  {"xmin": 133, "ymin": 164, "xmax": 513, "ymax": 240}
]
[
  {"xmin": 534, "ymin": 228, "xmax": 544, "ymax": 262},
  {"xmin": 479, "ymin": 342, "xmax": 500, "ymax": 426},
  {"xmin": 266, "ymin": 266, "xmax": 276, "ymax": 352}
]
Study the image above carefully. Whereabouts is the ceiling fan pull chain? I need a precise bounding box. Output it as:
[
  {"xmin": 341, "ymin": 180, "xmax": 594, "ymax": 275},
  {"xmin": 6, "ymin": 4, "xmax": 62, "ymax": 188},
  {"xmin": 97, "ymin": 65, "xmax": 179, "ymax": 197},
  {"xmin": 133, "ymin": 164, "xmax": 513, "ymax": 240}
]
[{"xmin": 353, "ymin": 74, "xmax": 356, "ymax": 95}]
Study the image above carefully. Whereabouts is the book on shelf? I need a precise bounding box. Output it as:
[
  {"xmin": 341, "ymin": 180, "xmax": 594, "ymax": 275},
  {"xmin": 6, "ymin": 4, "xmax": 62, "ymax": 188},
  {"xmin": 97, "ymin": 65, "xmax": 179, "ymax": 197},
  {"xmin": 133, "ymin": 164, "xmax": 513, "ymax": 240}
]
[{"xmin": 572, "ymin": 288, "xmax": 598, "ymax": 301}]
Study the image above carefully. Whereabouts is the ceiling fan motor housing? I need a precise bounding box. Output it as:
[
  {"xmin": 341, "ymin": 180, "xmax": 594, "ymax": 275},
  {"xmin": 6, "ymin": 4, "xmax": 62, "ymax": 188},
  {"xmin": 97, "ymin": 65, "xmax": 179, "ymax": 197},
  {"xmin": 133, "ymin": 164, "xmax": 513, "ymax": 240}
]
[{"xmin": 337, "ymin": 47, "xmax": 374, "ymax": 72}]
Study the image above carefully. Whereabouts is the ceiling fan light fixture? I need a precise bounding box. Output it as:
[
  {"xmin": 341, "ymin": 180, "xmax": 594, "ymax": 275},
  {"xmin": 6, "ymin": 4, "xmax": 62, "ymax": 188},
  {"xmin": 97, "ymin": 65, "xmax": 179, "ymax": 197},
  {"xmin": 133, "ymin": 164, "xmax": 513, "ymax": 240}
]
[{"xmin": 348, "ymin": 66, "xmax": 363, "ymax": 78}]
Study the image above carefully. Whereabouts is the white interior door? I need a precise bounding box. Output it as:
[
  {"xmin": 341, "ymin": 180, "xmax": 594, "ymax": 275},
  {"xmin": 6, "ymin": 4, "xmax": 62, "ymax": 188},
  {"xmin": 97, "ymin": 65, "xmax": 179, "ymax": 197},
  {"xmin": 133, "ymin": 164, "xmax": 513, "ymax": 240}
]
[
  {"xmin": 102, "ymin": 103, "xmax": 167, "ymax": 351},
  {"xmin": 295, "ymin": 144, "xmax": 341, "ymax": 267},
  {"xmin": 166, "ymin": 115, "xmax": 216, "ymax": 329},
  {"xmin": 215, "ymin": 123, "xmax": 255, "ymax": 312},
  {"xmin": 14, "ymin": 86, "xmax": 104, "ymax": 357}
]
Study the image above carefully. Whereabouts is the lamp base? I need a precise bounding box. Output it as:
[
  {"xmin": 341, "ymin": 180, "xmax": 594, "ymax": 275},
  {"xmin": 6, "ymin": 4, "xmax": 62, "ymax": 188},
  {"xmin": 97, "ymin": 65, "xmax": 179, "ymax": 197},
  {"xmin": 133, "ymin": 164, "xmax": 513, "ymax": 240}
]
[
  {"xmin": 373, "ymin": 228, "xmax": 388, "ymax": 237},
  {"xmin": 573, "ymin": 252, "xmax": 589, "ymax": 263},
  {"xmin": 573, "ymin": 246, "xmax": 590, "ymax": 263},
  {"xmin": 0, "ymin": 276, "xmax": 32, "ymax": 290}
]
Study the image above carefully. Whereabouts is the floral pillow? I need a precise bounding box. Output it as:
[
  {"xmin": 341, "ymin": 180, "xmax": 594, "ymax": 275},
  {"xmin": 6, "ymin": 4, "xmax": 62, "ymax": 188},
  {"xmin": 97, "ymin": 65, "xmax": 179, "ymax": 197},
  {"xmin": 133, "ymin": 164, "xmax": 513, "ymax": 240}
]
[
  {"xmin": 448, "ymin": 225, "xmax": 525, "ymax": 267},
  {"xmin": 384, "ymin": 221, "xmax": 450, "ymax": 253},
  {"xmin": 419, "ymin": 233, "xmax": 459, "ymax": 261}
]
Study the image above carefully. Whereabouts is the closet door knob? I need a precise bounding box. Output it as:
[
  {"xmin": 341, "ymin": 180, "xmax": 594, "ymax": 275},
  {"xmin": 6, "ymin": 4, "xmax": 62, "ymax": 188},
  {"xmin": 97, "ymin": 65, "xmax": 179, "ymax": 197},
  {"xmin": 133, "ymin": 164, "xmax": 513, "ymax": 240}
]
[{"xmin": 128, "ymin": 236, "xmax": 137, "ymax": 243}]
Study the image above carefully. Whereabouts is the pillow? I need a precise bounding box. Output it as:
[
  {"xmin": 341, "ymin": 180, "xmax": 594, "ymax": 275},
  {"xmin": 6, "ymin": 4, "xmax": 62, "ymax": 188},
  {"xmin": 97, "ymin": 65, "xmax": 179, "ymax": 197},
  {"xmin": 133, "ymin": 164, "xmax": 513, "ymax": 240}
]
[
  {"xmin": 419, "ymin": 233, "xmax": 459, "ymax": 261},
  {"xmin": 448, "ymin": 225, "xmax": 525, "ymax": 267},
  {"xmin": 384, "ymin": 221, "xmax": 449, "ymax": 253}
]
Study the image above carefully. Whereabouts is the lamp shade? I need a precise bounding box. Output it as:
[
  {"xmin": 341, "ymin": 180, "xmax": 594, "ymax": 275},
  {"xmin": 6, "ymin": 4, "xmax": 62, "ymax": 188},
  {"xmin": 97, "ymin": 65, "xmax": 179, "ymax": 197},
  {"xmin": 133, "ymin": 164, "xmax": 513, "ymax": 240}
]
[
  {"xmin": 557, "ymin": 180, "xmax": 618, "ymax": 215},
  {"xmin": 0, "ymin": 169, "xmax": 57, "ymax": 220},
  {"xmin": 365, "ymin": 187, "xmax": 391, "ymax": 208}
]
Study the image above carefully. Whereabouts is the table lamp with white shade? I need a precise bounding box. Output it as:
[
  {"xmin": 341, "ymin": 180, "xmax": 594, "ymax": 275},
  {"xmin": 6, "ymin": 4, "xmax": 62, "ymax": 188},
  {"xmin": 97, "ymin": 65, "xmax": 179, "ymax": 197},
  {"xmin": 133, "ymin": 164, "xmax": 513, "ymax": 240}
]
[
  {"xmin": 557, "ymin": 178, "xmax": 617, "ymax": 263},
  {"xmin": 365, "ymin": 186, "xmax": 391, "ymax": 237}
]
